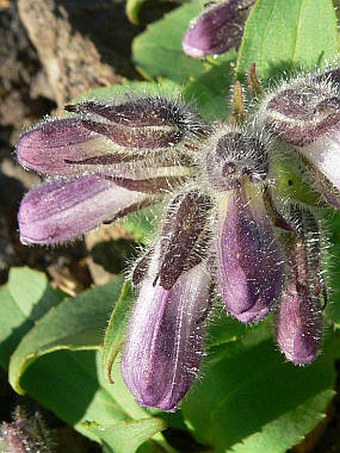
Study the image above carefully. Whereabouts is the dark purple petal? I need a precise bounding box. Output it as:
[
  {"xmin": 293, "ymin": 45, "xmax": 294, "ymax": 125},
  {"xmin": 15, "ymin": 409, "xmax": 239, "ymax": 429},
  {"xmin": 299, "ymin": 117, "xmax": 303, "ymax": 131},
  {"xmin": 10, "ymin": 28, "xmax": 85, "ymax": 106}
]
[
  {"xmin": 314, "ymin": 67, "xmax": 340, "ymax": 85},
  {"xmin": 65, "ymin": 97, "xmax": 211, "ymax": 148},
  {"xmin": 182, "ymin": 0, "xmax": 252, "ymax": 58},
  {"xmin": 122, "ymin": 257, "xmax": 210, "ymax": 411},
  {"xmin": 66, "ymin": 98, "xmax": 208, "ymax": 132},
  {"xmin": 18, "ymin": 175, "xmax": 158, "ymax": 245},
  {"xmin": 106, "ymin": 173, "xmax": 190, "ymax": 194},
  {"xmin": 158, "ymin": 191, "xmax": 212, "ymax": 289},
  {"xmin": 216, "ymin": 187, "xmax": 284, "ymax": 323}
]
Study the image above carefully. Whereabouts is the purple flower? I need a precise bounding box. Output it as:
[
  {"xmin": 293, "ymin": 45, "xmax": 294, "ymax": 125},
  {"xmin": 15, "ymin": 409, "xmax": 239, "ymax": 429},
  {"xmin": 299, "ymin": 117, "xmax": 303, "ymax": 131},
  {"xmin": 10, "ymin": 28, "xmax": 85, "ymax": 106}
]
[
  {"xmin": 275, "ymin": 207, "xmax": 323, "ymax": 365},
  {"xmin": 259, "ymin": 72, "xmax": 340, "ymax": 207},
  {"xmin": 182, "ymin": 0, "xmax": 253, "ymax": 59},
  {"xmin": 205, "ymin": 128, "xmax": 284, "ymax": 322},
  {"xmin": 17, "ymin": 97, "xmax": 209, "ymax": 244},
  {"xmin": 16, "ymin": 86, "xmax": 331, "ymax": 410}
]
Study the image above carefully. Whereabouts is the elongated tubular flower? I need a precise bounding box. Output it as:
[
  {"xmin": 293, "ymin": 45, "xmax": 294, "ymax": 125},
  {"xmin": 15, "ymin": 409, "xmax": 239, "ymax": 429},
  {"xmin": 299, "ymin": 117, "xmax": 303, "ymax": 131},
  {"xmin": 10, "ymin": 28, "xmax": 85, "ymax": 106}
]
[
  {"xmin": 182, "ymin": 0, "xmax": 253, "ymax": 59},
  {"xmin": 17, "ymin": 96, "xmax": 210, "ymax": 245},
  {"xmin": 204, "ymin": 127, "xmax": 285, "ymax": 323},
  {"xmin": 258, "ymin": 71, "xmax": 340, "ymax": 206},
  {"xmin": 275, "ymin": 206, "xmax": 324, "ymax": 365},
  {"xmin": 122, "ymin": 191, "xmax": 212, "ymax": 411}
]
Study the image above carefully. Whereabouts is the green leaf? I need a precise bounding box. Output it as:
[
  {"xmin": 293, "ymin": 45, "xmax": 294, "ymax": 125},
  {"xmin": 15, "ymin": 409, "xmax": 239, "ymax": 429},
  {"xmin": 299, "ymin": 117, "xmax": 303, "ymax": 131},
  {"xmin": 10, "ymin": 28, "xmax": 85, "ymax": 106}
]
[
  {"xmin": 76, "ymin": 79, "xmax": 183, "ymax": 103},
  {"xmin": 121, "ymin": 205, "xmax": 162, "ymax": 243},
  {"xmin": 84, "ymin": 417, "xmax": 167, "ymax": 453},
  {"xmin": 102, "ymin": 282, "xmax": 135, "ymax": 384},
  {"xmin": 0, "ymin": 267, "xmax": 64, "ymax": 368},
  {"xmin": 6, "ymin": 276, "xmax": 170, "ymax": 450},
  {"xmin": 126, "ymin": 0, "xmax": 147, "ymax": 25},
  {"xmin": 322, "ymin": 211, "xmax": 340, "ymax": 326},
  {"xmin": 20, "ymin": 350, "xmax": 129, "ymax": 430},
  {"xmin": 182, "ymin": 336, "xmax": 338, "ymax": 452},
  {"xmin": 228, "ymin": 390, "xmax": 333, "ymax": 453},
  {"xmin": 184, "ymin": 52, "xmax": 236, "ymax": 121},
  {"xmin": 9, "ymin": 276, "xmax": 124, "ymax": 394},
  {"xmin": 237, "ymin": 0, "xmax": 339, "ymax": 80},
  {"xmin": 132, "ymin": 1, "xmax": 207, "ymax": 82}
]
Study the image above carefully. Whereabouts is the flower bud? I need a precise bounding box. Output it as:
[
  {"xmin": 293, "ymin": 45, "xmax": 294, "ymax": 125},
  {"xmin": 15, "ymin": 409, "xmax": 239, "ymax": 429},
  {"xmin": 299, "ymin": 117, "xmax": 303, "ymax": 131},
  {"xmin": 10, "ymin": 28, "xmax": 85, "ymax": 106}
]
[
  {"xmin": 18, "ymin": 175, "xmax": 158, "ymax": 245},
  {"xmin": 276, "ymin": 207, "xmax": 324, "ymax": 365},
  {"xmin": 215, "ymin": 185, "xmax": 285, "ymax": 323},
  {"xmin": 122, "ymin": 192, "xmax": 212, "ymax": 410},
  {"xmin": 122, "ymin": 256, "xmax": 211, "ymax": 411},
  {"xmin": 17, "ymin": 97, "xmax": 210, "ymax": 176},
  {"xmin": 205, "ymin": 128, "xmax": 268, "ymax": 191},
  {"xmin": 260, "ymin": 73, "xmax": 340, "ymax": 198},
  {"xmin": 182, "ymin": 0, "xmax": 252, "ymax": 58}
]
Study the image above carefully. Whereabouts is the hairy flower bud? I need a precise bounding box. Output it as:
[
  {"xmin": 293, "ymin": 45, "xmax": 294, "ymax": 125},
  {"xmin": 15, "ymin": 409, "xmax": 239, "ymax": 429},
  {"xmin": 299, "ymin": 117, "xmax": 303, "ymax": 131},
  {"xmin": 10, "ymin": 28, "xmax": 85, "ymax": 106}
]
[
  {"xmin": 122, "ymin": 192, "xmax": 212, "ymax": 410},
  {"xmin": 205, "ymin": 128, "xmax": 268, "ymax": 191},
  {"xmin": 17, "ymin": 97, "xmax": 210, "ymax": 176},
  {"xmin": 260, "ymin": 73, "xmax": 340, "ymax": 200},
  {"xmin": 18, "ymin": 175, "xmax": 158, "ymax": 245},
  {"xmin": 123, "ymin": 257, "xmax": 210, "ymax": 410},
  {"xmin": 276, "ymin": 207, "xmax": 324, "ymax": 365},
  {"xmin": 204, "ymin": 127, "xmax": 284, "ymax": 323},
  {"xmin": 216, "ymin": 185, "xmax": 284, "ymax": 323},
  {"xmin": 182, "ymin": 0, "xmax": 253, "ymax": 58}
]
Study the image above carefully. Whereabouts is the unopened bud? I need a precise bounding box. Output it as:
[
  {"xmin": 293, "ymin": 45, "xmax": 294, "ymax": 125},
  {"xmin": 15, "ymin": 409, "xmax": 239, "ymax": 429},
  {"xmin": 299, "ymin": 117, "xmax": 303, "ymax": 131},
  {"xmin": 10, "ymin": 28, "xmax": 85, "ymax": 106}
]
[
  {"xmin": 182, "ymin": 0, "xmax": 252, "ymax": 58},
  {"xmin": 260, "ymin": 72, "xmax": 340, "ymax": 199},
  {"xmin": 18, "ymin": 175, "xmax": 158, "ymax": 245},
  {"xmin": 17, "ymin": 97, "xmax": 210, "ymax": 176},
  {"xmin": 205, "ymin": 127, "xmax": 269, "ymax": 192},
  {"xmin": 122, "ymin": 256, "xmax": 211, "ymax": 411},
  {"xmin": 215, "ymin": 185, "xmax": 284, "ymax": 323},
  {"xmin": 276, "ymin": 206, "xmax": 324, "ymax": 365}
]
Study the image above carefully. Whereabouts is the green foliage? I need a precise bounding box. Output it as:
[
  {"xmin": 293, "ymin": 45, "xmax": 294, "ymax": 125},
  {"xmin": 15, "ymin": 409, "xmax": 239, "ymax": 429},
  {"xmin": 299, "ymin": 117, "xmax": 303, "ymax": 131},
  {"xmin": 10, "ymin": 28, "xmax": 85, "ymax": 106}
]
[
  {"xmin": 3, "ymin": 269, "xmax": 168, "ymax": 451},
  {"xmin": 236, "ymin": 0, "xmax": 339, "ymax": 79}
]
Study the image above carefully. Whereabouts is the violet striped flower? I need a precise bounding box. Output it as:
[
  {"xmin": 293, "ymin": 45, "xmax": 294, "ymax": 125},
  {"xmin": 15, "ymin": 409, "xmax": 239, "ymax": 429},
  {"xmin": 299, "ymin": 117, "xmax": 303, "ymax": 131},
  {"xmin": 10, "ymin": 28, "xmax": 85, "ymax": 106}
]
[
  {"xmin": 17, "ymin": 97, "xmax": 209, "ymax": 244},
  {"xmin": 259, "ymin": 71, "xmax": 340, "ymax": 208}
]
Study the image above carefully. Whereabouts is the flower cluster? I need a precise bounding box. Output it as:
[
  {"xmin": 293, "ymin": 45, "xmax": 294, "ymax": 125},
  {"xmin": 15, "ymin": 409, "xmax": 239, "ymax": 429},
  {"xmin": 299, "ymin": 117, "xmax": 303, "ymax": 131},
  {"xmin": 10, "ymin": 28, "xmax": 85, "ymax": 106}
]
[{"xmin": 16, "ymin": 67, "xmax": 339, "ymax": 411}]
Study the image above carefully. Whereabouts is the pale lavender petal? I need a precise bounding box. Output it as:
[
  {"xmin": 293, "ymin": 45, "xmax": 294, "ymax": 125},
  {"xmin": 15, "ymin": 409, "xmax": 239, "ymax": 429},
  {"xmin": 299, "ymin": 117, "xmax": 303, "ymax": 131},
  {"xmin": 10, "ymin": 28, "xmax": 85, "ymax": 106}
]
[
  {"xmin": 18, "ymin": 175, "xmax": 157, "ymax": 245},
  {"xmin": 17, "ymin": 118, "xmax": 116, "ymax": 176},
  {"xmin": 216, "ymin": 187, "xmax": 284, "ymax": 323},
  {"xmin": 298, "ymin": 132, "xmax": 340, "ymax": 192},
  {"xmin": 122, "ymin": 256, "xmax": 210, "ymax": 411},
  {"xmin": 182, "ymin": 0, "xmax": 251, "ymax": 58}
]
